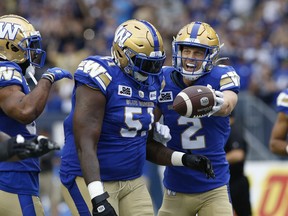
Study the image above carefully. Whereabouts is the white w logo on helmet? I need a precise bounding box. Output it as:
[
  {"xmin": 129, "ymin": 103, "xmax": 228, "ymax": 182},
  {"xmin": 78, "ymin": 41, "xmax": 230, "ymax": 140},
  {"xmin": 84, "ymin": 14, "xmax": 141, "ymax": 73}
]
[
  {"xmin": 0, "ymin": 22, "xmax": 21, "ymax": 40},
  {"xmin": 113, "ymin": 26, "xmax": 132, "ymax": 48}
]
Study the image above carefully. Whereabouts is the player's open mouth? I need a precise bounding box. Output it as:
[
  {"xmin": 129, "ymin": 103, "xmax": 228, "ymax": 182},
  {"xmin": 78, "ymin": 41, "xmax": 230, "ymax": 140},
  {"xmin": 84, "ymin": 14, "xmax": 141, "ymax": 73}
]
[{"xmin": 185, "ymin": 63, "xmax": 196, "ymax": 71}]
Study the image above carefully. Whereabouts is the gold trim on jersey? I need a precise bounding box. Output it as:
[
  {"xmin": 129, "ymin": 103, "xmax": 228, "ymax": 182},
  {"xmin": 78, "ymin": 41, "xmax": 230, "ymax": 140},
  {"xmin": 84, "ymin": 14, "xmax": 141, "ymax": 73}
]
[
  {"xmin": 220, "ymin": 76, "xmax": 232, "ymax": 86},
  {"xmin": 13, "ymin": 71, "xmax": 22, "ymax": 79},
  {"xmin": 0, "ymin": 67, "xmax": 22, "ymax": 82},
  {"xmin": 99, "ymin": 73, "xmax": 111, "ymax": 87},
  {"xmin": 219, "ymin": 71, "xmax": 240, "ymax": 90},
  {"xmin": 161, "ymin": 78, "xmax": 166, "ymax": 91},
  {"xmin": 85, "ymin": 84, "xmax": 101, "ymax": 91}
]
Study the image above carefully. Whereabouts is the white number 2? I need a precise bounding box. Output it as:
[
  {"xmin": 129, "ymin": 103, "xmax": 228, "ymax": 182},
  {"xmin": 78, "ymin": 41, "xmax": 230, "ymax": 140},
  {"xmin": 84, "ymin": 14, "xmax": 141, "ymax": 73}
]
[{"xmin": 178, "ymin": 116, "xmax": 206, "ymax": 150}]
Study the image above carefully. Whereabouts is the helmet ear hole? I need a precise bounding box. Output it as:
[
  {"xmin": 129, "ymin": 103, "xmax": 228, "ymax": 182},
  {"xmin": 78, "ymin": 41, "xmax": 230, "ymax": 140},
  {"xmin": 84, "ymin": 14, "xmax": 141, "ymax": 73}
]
[
  {"xmin": 11, "ymin": 44, "xmax": 20, "ymax": 52},
  {"xmin": 117, "ymin": 49, "xmax": 123, "ymax": 58}
]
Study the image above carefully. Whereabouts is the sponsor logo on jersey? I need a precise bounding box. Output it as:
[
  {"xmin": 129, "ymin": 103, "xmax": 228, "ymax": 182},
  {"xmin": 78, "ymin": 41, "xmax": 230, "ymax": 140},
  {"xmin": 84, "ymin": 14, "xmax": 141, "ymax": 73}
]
[
  {"xmin": 158, "ymin": 91, "xmax": 173, "ymax": 103},
  {"xmin": 118, "ymin": 85, "xmax": 132, "ymax": 97},
  {"xmin": 149, "ymin": 91, "xmax": 157, "ymax": 100}
]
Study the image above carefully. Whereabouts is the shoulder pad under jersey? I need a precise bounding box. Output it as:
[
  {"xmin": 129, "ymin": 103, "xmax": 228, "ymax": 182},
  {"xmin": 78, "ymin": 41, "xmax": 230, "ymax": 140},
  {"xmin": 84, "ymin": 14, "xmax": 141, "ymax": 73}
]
[
  {"xmin": 0, "ymin": 62, "xmax": 23, "ymax": 87},
  {"xmin": 74, "ymin": 56, "xmax": 116, "ymax": 92}
]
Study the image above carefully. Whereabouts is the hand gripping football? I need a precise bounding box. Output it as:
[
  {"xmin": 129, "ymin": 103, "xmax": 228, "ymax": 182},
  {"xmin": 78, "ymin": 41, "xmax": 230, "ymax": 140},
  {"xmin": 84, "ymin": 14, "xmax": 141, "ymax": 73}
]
[{"xmin": 173, "ymin": 85, "xmax": 215, "ymax": 118}]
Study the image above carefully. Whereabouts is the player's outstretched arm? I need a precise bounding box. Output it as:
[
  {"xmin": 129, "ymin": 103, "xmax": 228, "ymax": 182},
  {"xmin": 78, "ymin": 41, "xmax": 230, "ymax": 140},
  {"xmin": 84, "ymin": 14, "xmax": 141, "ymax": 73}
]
[
  {"xmin": 147, "ymin": 137, "xmax": 215, "ymax": 179},
  {"xmin": 0, "ymin": 68, "xmax": 72, "ymax": 124},
  {"xmin": 147, "ymin": 107, "xmax": 215, "ymax": 179},
  {"xmin": 41, "ymin": 67, "xmax": 73, "ymax": 83},
  {"xmin": 181, "ymin": 153, "xmax": 215, "ymax": 179}
]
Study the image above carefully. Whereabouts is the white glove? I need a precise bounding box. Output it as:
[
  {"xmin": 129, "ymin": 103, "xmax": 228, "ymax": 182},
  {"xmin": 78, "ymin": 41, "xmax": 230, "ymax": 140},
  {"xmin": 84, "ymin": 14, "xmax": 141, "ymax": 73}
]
[
  {"xmin": 153, "ymin": 122, "xmax": 172, "ymax": 144},
  {"xmin": 207, "ymin": 84, "xmax": 224, "ymax": 117}
]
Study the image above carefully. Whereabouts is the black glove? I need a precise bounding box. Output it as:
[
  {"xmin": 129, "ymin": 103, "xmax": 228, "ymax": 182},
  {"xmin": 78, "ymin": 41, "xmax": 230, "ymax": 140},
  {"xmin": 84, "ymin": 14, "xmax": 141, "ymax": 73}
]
[
  {"xmin": 0, "ymin": 135, "xmax": 59, "ymax": 161},
  {"xmin": 0, "ymin": 135, "xmax": 24, "ymax": 161},
  {"xmin": 182, "ymin": 154, "xmax": 215, "ymax": 179},
  {"xmin": 16, "ymin": 135, "xmax": 60, "ymax": 160},
  {"xmin": 92, "ymin": 192, "xmax": 117, "ymax": 216}
]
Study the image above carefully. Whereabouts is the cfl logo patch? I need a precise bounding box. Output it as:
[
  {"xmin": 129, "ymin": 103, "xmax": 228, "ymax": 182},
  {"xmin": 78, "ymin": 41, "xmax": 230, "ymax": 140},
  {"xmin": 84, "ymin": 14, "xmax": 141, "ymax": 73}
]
[
  {"xmin": 158, "ymin": 91, "xmax": 173, "ymax": 103},
  {"xmin": 118, "ymin": 85, "xmax": 132, "ymax": 97}
]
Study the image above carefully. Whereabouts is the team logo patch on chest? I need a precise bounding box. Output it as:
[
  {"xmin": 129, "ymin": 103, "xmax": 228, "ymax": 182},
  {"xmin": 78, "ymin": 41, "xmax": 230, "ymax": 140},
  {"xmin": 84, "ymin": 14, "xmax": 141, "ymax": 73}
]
[
  {"xmin": 158, "ymin": 91, "xmax": 173, "ymax": 102},
  {"xmin": 139, "ymin": 90, "xmax": 144, "ymax": 98},
  {"xmin": 118, "ymin": 85, "xmax": 132, "ymax": 97}
]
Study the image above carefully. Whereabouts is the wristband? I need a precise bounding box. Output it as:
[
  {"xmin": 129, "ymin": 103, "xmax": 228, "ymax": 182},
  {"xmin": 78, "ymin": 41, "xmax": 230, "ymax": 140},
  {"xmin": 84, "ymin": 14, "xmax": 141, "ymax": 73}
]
[
  {"xmin": 286, "ymin": 145, "xmax": 288, "ymax": 155},
  {"xmin": 88, "ymin": 181, "xmax": 104, "ymax": 199},
  {"xmin": 171, "ymin": 151, "xmax": 185, "ymax": 166},
  {"xmin": 41, "ymin": 73, "xmax": 54, "ymax": 83}
]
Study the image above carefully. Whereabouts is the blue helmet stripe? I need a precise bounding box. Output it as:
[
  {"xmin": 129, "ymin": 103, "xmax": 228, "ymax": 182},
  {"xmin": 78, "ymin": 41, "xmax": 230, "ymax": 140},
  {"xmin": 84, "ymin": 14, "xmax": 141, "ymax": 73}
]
[
  {"xmin": 190, "ymin": 21, "xmax": 202, "ymax": 39},
  {"xmin": 140, "ymin": 20, "xmax": 160, "ymax": 51}
]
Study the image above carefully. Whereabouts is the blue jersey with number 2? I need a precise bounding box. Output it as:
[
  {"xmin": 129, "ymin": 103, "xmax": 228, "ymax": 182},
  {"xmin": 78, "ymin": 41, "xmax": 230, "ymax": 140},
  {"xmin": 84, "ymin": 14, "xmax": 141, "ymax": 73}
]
[{"xmin": 158, "ymin": 65, "xmax": 240, "ymax": 193}]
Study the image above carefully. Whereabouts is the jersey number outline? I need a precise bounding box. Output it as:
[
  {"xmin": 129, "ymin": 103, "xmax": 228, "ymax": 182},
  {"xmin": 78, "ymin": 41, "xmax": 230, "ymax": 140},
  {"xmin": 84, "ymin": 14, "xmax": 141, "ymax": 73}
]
[
  {"xmin": 120, "ymin": 107, "xmax": 154, "ymax": 137},
  {"xmin": 178, "ymin": 116, "xmax": 205, "ymax": 150}
]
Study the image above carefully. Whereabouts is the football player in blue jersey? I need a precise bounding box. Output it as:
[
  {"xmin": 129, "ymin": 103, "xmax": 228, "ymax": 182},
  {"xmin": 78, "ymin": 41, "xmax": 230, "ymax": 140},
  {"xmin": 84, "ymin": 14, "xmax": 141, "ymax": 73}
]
[
  {"xmin": 60, "ymin": 19, "xmax": 168, "ymax": 216},
  {"xmin": 0, "ymin": 131, "xmax": 60, "ymax": 162},
  {"xmin": 146, "ymin": 21, "xmax": 240, "ymax": 216},
  {"xmin": 0, "ymin": 14, "xmax": 72, "ymax": 215},
  {"xmin": 269, "ymin": 88, "xmax": 288, "ymax": 156}
]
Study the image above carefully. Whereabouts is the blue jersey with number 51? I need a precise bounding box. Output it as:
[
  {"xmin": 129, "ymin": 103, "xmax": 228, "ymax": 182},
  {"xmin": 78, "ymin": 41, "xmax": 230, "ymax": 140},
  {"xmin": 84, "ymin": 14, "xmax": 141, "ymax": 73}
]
[{"xmin": 60, "ymin": 56, "xmax": 163, "ymax": 181}]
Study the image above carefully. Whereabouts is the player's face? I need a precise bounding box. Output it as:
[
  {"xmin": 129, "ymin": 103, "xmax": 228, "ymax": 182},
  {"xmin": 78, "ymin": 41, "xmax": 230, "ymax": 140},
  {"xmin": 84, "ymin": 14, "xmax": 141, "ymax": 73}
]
[{"xmin": 181, "ymin": 46, "xmax": 206, "ymax": 72}]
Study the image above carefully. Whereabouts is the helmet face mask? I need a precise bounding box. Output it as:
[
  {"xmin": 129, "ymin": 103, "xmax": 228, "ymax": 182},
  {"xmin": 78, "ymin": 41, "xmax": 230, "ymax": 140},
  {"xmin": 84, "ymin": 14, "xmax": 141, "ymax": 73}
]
[
  {"xmin": 19, "ymin": 34, "xmax": 46, "ymax": 67},
  {"xmin": 111, "ymin": 19, "xmax": 166, "ymax": 85},
  {"xmin": 129, "ymin": 49, "xmax": 165, "ymax": 74},
  {"xmin": 172, "ymin": 21, "xmax": 220, "ymax": 81},
  {"xmin": 0, "ymin": 14, "xmax": 46, "ymax": 68}
]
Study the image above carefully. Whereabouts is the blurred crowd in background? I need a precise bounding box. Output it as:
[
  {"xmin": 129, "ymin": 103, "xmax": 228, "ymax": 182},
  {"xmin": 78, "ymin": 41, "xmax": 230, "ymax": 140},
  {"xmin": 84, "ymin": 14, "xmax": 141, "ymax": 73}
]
[
  {"xmin": 1, "ymin": 0, "xmax": 287, "ymax": 113},
  {"xmin": 1, "ymin": 0, "xmax": 287, "ymax": 215}
]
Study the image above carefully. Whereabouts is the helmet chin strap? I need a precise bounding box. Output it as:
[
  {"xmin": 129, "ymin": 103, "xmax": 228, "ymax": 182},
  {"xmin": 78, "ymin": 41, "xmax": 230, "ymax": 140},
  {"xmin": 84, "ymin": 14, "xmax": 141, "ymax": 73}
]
[
  {"xmin": 182, "ymin": 58, "xmax": 210, "ymax": 81},
  {"xmin": 25, "ymin": 64, "xmax": 38, "ymax": 85},
  {"xmin": 182, "ymin": 66, "xmax": 203, "ymax": 81},
  {"xmin": 134, "ymin": 71, "xmax": 148, "ymax": 82}
]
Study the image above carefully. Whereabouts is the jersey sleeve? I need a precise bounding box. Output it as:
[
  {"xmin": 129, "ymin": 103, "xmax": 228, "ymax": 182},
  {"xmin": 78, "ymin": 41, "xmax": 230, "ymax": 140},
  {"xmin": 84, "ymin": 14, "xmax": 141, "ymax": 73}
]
[
  {"xmin": 74, "ymin": 57, "xmax": 113, "ymax": 95},
  {"xmin": 276, "ymin": 89, "xmax": 288, "ymax": 114},
  {"xmin": 218, "ymin": 65, "xmax": 240, "ymax": 93},
  {"xmin": 0, "ymin": 62, "xmax": 24, "ymax": 87}
]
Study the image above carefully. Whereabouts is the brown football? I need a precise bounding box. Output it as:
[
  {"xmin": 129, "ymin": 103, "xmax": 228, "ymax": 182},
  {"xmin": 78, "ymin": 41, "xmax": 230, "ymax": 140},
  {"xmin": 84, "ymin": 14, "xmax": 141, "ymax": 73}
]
[{"xmin": 173, "ymin": 85, "xmax": 215, "ymax": 118}]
